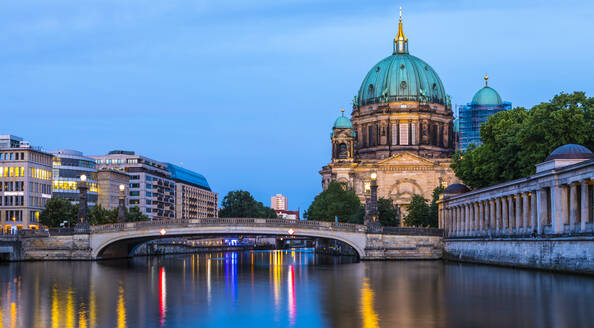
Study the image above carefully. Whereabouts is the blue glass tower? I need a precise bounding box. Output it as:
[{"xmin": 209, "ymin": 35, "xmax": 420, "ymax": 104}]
[{"xmin": 458, "ymin": 76, "xmax": 511, "ymax": 151}]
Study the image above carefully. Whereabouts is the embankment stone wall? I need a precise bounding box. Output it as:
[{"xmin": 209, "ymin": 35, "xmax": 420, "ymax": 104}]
[
  {"xmin": 20, "ymin": 234, "xmax": 92, "ymax": 260},
  {"xmin": 363, "ymin": 234, "xmax": 443, "ymax": 260},
  {"xmin": 444, "ymin": 237, "xmax": 594, "ymax": 274}
]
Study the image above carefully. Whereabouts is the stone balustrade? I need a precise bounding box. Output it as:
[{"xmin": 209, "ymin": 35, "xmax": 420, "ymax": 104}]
[{"xmin": 439, "ymin": 159, "xmax": 594, "ymax": 237}]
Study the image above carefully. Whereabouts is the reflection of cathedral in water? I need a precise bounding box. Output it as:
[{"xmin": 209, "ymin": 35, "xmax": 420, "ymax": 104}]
[{"xmin": 320, "ymin": 12, "xmax": 459, "ymax": 219}]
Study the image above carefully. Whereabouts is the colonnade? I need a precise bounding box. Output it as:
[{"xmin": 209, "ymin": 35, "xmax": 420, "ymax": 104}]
[{"xmin": 441, "ymin": 178, "xmax": 593, "ymax": 237}]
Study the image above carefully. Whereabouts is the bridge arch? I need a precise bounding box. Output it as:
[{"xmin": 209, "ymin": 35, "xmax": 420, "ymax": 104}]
[{"xmin": 90, "ymin": 221, "xmax": 368, "ymax": 259}]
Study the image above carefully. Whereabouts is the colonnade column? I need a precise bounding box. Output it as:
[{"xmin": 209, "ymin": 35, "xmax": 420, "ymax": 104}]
[
  {"xmin": 494, "ymin": 198, "xmax": 500, "ymax": 234},
  {"xmin": 514, "ymin": 194, "xmax": 521, "ymax": 233},
  {"xmin": 537, "ymin": 188, "xmax": 548, "ymax": 234},
  {"xmin": 502, "ymin": 196, "xmax": 508, "ymax": 234},
  {"xmin": 462, "ymin": 204, "xmax": 467, "ymax": 236},
  {"xmin": 569, "ymin": 182, "xmax": 578, "ymax": 233},
  {"xmin": 522, "ymin": 192, "xmax": 530, "ymax": 233},
  {"xmin": 489, "ymin": 199, "xmax": 496, "ymax": 233},
  {"xmin": 581, "ymin": 180, "xmax": 590, "ymax": 232},
  {"xmin": 478, "ymin": 201, "xmax": 485, "ymax": 235},
  {"xmin": 530, "ymin": 191, "xmax": 538, "ymax": 234}
]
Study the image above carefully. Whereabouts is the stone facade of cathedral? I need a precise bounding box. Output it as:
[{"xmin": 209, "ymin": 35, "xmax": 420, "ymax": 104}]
[{"xmin": 320, "ymin": 14, "xmax": 459, "ymax": 222}]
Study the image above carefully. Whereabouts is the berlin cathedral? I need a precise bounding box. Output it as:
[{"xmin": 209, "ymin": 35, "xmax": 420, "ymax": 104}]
[{"xmin": 320, "ymin": 13, "xmax": 459, "ymax": 220}]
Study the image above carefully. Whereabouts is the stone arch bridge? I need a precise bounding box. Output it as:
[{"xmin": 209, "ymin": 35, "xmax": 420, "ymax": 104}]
[{"xmin": 19, "ymin": 218, "xmax": 443, "ymax": 261}]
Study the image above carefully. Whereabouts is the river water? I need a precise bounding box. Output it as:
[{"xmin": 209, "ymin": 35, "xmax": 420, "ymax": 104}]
[{"xmin": 1, "ymin": 249, "xmax": 593, "ymax": 328}]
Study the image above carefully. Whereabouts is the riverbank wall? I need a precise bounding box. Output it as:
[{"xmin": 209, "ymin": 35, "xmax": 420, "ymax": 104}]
[{"xmin": 444, "ymin": 237, "xmax": 594, "ymax": 274}]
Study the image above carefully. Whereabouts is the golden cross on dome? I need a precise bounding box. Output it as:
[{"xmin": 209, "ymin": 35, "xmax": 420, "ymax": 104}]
[{"xmin": 399, "ymin": 6, "xmax": 403, "ymax": 22}]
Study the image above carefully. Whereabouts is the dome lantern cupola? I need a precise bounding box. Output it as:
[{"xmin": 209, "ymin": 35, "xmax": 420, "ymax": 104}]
[{"xmin": 393, "ymin": 7, "xmax": 408, "ymax": 54}]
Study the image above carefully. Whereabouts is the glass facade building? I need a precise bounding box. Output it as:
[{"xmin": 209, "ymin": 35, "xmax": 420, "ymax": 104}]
[
  {"xmin": 458, "ymin": 78, "xmax": 511, "ymax": 151},
  {"xmin": 166, "ymin": 163, "xmax": 218, "ymax": 219},
  {"xmin": 51, "ymin": 149, "xmax": 98, "ymax": 206}
]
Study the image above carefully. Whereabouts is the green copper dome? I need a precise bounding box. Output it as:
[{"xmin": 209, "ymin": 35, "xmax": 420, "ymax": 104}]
[
  {"xmin": 333, "ymin": 115, "xmax": 353, "ymax": 129},
  {"xmin": 471, "ymin": 86, "xmax": 502, "ymax": 106},
  {"xmin": 357, "ymin": 53, "xmax": 447, "ymax": 107}
]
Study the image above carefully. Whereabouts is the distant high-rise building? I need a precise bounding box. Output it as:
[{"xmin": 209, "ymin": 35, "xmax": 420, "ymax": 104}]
[
  {"xmin": 0, "ymin": 135, "xmax": 52, "ymax": 231},
  {"xmin": 91, "ymin": 151, "xmax": 175, "ymax": 220},
  {"xmin": 458, "ymin": 76, "xmax": 512, "ymax": 151},
  {"xmin": 166, "ymin": 163, "xmax": 218, "ymax": 219},
  {"xmin": 270, "ymin": 194, "xmax": 287, "ymax": 211},
  {"xmin": 50, "ymin": 149, "xmax": 98, "ymax": 206}
]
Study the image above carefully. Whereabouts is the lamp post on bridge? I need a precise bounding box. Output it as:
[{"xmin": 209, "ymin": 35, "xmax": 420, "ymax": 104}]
[
  {"xmin": 75, "ymin": 174, "xmax": 90, "ymax": 231},
  {"xmin": 364, "ymin": 172, "xmax": 382, "ymax": 232},
  {"xmin": 118, "ymin": 184, "xmax": 127, "ymax": 223}
]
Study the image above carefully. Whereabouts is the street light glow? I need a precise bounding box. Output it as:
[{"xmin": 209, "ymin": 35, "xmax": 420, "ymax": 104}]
[
  {"xmin": 160, "ymin": 229, "xmax": 166, "ymax": 236},
  {"xmin": 371, "ymin": 172, "xmax": 377, "ymax": 180},
  {"xmin": 119, "ymin": 184, "xmax": 125, "ymax": 192},
  {"xmin": 80, "ymin": 174, "xmax": 87, "ymax": 182}
]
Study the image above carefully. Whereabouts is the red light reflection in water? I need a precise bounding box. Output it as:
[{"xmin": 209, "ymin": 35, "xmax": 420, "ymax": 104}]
[
  {"xmin": 288, "ymin": 264, "xmax": 296, "ymax": 326},
  {"xmin": 159, "ymin": 267, "xmax": 167, "ymax": 327}
]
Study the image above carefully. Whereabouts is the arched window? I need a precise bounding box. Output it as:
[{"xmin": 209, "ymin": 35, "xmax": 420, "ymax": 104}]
[{"xmin": 337, "ymin": 143, "xmax": 348, "ymax": 159}]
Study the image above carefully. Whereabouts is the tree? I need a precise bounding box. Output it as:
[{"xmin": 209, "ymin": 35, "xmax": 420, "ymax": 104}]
[
  {"xmin": 452, "ymin": 92, "xmax": 594, "ymax": 189},
  {"xmin": 403, "ymin": 195, "xmax": 431, "ymax": 227},
  {"xmin": 219, "ymin": 190, "xmax": 277, "ymax": 218},
  {"xmin": 304, "ymin": 181, "xmax": 362, "ymax": 223},
  {"xmin": 126, "ymin": 207, "xmax": 149, "ymax": 222},
  {"xmin": 378, "ymin": 198, "xmax": 399, "ymax": 226},
  {"xmin": 429, "ymin": 186, "xmax": 444, "ymax": 224},
  {"xmin": 39, "ymin": 197, "xmax": 77, "ymax": 228},
  {"xmin": 89, "ymin": 205, "xmax": 117, "ymax": 225}
]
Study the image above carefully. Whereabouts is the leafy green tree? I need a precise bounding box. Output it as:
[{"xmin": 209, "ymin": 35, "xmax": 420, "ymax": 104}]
[
  {"xmin": 39, "ymin": 197, "xmax": 77, "ymax": 228},
  {"xmin": 89, "ymin": 205, "xmax": 117, "ymax": 225},
  {"xmin": 219, "ymin": 190, "xmax": 277, "ymax": 218},
  {"xmin": 126, "ymin": 206, "xmax": 149, "ymax": 222},
  {"xmin": 452, "ymin": 92, "xmax": 594, "ymax": 188},
  {"xmin": 403, "ymin": 195, "xmax": 431, "ymax": 227},
  {"xmin": 378, "ymin": 198, "xmax": 399, "ymax": 226},
  {"xmin": 429, "ymin": 186, "xmax": 444, "ymax": 224},
  {"xmin": 304, "ymin": 182, "xmax": 362, "ymax": 222}
]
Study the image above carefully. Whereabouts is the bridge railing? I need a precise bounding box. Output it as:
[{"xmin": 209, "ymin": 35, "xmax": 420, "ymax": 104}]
[
  {"xmin": 89, "ymin": 218, "xmax": 368, "ymax": 234},
  {"xmin": 382, "ymin": 227, "xmax": 443, "ymax": 236}
]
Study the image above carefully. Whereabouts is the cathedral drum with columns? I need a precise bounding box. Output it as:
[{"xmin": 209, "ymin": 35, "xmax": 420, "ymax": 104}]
[{"xmin": 320, "ymin": 12, "xmax": 459, "ymax": 221}]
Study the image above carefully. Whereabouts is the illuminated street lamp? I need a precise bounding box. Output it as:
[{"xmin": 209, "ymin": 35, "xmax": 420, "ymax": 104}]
[
  {"xmin": 118, "ymin": 184, "xmax": 126, "ymax": 223},
  {"xmin": 364, "ymin": 172, "xmax": 381, "ymax": 232},
  {"xmin": 75, "ymin": 174, "xmax": 90, "ymax": 231},
  {"xmin": 160, "ymin": 229, "xmax": 166, "ymax": 236}
]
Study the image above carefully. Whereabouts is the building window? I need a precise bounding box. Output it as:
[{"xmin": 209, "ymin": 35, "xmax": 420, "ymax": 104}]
[
  {"xmin": 391, "ymin": 123, "xmax": 398, "ymax": 145},
  {"xmin": 399, "ymin": 123, "xmax": 409, "ymax": 145},
  {"xmin": 411, "ymin": 123, "xmax": 417, "ymax": 145},
  {"xmin": 337, "ymin": 143, "xmax": 348, "ymax": 159}
]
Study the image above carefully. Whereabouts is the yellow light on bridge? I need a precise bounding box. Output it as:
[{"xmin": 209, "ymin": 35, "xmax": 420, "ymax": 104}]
[{"xmin": 160, "ymin": 229, "xmax": 166, "ymax": 236}]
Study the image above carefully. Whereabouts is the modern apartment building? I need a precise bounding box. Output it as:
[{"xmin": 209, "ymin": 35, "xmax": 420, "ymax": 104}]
[
  {"xmin": 270, "ymin": 194, "xmax": 287, "ymax": 211},
  {"xmin": 166, "ymin": 163, "xmax": 218, "ymax": 219},
  {"xmin": 96, "ymin": 169, "xmax": 130, "ymax": 210},
  {"xmin": 91, "ymin": 151, "xmax": 175, "ymax": 219},
  {"xmin": 0, "ymin": 135, "xmax": 52, "ymax": 231},
  {"xmin": 50, "ymin": 149, "xmax": 98, "ymax": 206}
]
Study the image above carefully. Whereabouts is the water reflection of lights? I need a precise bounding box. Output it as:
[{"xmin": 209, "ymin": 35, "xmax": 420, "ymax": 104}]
[
  {"xmin": 360, "ymin": 278, "xmax": 379, "ymax": 328},
  {"xmin": 271, "ymin": 250, "xmax": 283, "ymax": 313},
  {"xmin": 51, "ymin": 286, "xmax": 59, "ymax": 328},
  {"xmin": 159, "ymin": 267, "xmax": 166, "ymax": 327},
  {"xmin": 225, "ymin": 252, "xmax": 239, "ymax": 304},
  {"xmin": 117, "ymin": 282, "xmax": 127, "ymax": 328},
  {"xmin": 66, "ymin": 288, "xmax": 74, "ymax": 328},
  {"xmin": 288, "ymin": 265, "xmax": 296, "ymax": 326},
  {"xmin": 207, "ymin": 257, "xmax": 212, "ymax": 304}
]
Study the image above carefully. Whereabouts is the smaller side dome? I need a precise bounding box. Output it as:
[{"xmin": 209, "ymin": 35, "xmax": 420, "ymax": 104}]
[
  {"xmin": 545, "ymin": 144, "xmax": 594, "ymax": 161},
  {"xmin": 443, "ymin": 183, "xmax": 470, "ymax": 195},
  {"xmin": 471, "ymin": 87, "xmax": 502, "ymax": 106},
  {"xmin": 333, "ymin": 109, "xmax": 353, "ymax": 129}
]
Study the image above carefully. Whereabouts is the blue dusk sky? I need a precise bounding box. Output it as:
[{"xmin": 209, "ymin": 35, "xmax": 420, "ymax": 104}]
[{"xmin": 1, "ymin": 0, "xmax": 593, "ymax": 213}]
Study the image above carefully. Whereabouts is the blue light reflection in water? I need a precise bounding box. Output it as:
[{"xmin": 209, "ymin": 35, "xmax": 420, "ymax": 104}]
[{"xmin": 0, "ymin": 249, "xmax": 593, "ymax": 328}]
